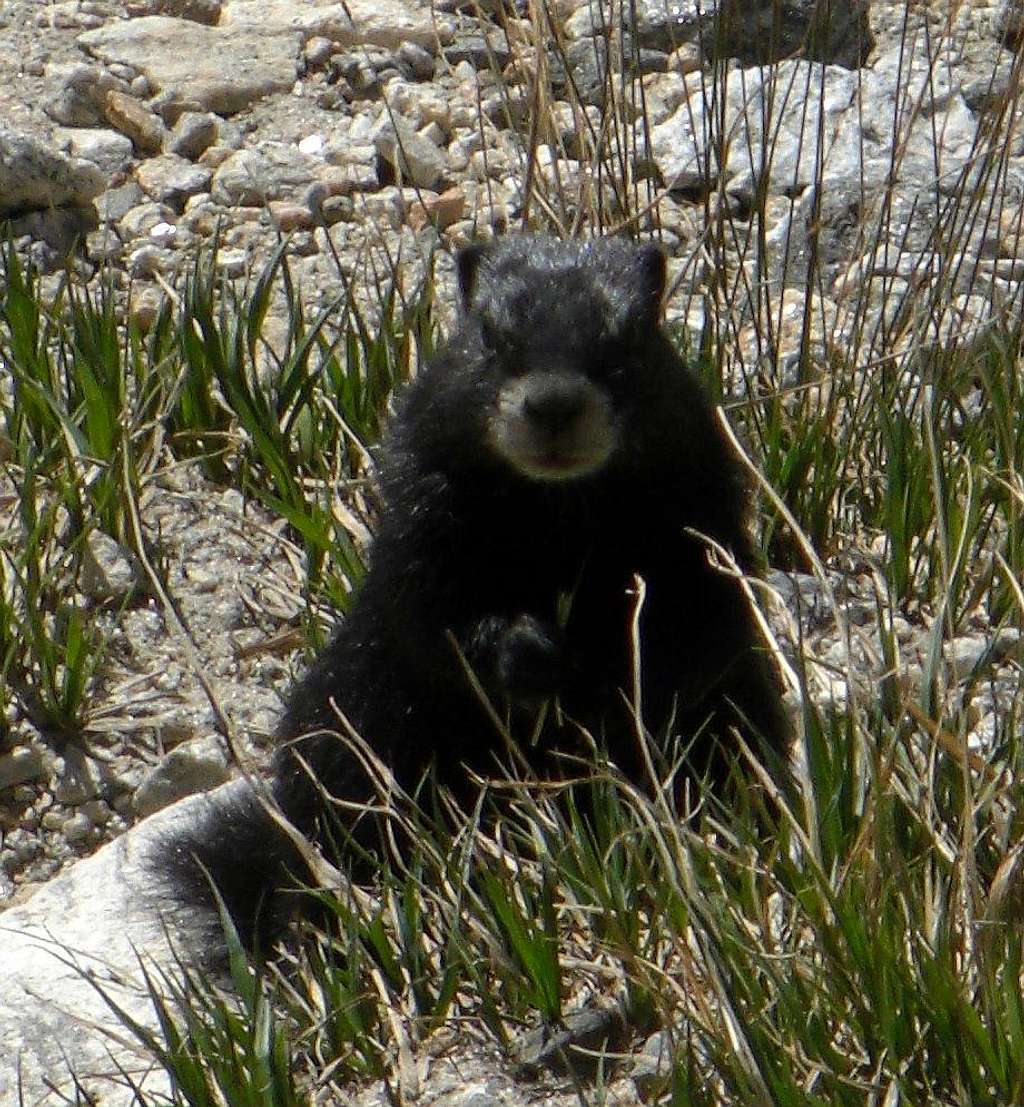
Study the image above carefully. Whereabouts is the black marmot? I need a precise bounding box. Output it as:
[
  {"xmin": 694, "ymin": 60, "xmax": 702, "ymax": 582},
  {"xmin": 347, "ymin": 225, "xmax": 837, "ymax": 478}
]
[{"xmin": 164, "ymin": 235, "xmax": 789, "ymax": 948}]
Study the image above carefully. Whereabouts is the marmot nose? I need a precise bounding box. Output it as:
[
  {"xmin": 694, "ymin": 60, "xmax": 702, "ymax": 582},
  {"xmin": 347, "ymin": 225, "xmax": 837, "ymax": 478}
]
[{"xmin": 522, "ymin": 377, "xmax": 587, "ymax": 435}]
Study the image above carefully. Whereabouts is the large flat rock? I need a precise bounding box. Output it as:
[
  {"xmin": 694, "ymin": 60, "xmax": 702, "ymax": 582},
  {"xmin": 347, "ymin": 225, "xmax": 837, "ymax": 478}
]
[
  {"xmin": 223, "ymin": 0, "xmax": 452, "ymax": 49},
  {"xmin": 79, "ymin": 16, "xmax": 302, "ymax": 116}
]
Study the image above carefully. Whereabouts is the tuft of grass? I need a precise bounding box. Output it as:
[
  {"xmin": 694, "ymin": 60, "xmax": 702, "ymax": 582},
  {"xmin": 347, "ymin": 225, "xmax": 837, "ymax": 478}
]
[
  {"xmin": 85, "ymin": 706, "xmax": 1024, "ymax": 1104},
  {"xmin": 0, "ymin": 233, "xmax": 440, "ymax": 734}
]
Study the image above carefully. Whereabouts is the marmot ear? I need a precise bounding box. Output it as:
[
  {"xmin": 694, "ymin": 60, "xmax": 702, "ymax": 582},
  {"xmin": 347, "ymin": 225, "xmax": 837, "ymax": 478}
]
[
  {"xmin": 456, "ymin": 244, "xmax": 490, "ymax": 311},
  {"xmin": 634, "ymin": 243, "xmax": 667, "ymax": 318}
]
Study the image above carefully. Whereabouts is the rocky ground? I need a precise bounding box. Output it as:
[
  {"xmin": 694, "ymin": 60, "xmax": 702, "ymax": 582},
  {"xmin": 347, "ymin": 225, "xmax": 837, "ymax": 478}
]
[{"xmin": 2, "ymin": 0, "xmax": 1024, "ymax": 1102}]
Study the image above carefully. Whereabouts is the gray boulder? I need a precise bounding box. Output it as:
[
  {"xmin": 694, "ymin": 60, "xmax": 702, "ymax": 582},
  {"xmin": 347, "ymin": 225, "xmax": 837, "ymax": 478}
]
[{"xmin": 0, "ymin": 783, "xmax": 247, "ymax": 1106}]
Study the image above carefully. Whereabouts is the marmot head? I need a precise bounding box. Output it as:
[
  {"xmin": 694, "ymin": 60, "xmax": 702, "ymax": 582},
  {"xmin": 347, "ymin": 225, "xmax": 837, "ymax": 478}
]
[{"xmin": 456, "ymin": 237, "xmax": 667, "ymax": 483}]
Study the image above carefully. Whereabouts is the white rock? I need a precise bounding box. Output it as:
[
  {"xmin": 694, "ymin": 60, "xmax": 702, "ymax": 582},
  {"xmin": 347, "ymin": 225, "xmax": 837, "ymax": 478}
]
[
  {"xmin": 0, "ymin": 784, "xmax": 256, "ymax": 1105},
  {"xmin": 650, "ymin": 62, "xmax": 857, "ymax": 196},
  {"xmin": 150, "ymin": 221, "xmax": 177, "ymax": 241},
  {"xmin": 298, "ymin": 133, "xmax": 325, "ymax": 156}
]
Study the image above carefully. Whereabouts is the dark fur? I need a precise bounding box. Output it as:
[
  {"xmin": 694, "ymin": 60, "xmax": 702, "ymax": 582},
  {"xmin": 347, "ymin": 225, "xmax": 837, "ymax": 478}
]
[{"xmin": 161, "ymin": 236, "xmax": 789, "ymax": 950}]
